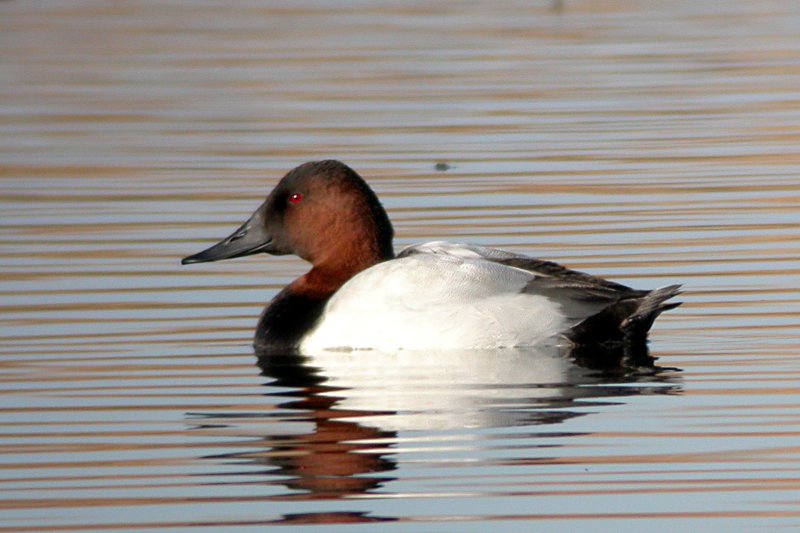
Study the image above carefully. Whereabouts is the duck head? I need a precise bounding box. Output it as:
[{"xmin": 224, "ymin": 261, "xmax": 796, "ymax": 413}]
[{"xmin": 182, "ymin": 160, "xmax": 395, "ymax": 273}]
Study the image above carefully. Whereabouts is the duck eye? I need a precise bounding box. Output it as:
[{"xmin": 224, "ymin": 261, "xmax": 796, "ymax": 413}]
[{"xmin": 288, "ymin": 193, "xmax": 303, "ymax": 205}]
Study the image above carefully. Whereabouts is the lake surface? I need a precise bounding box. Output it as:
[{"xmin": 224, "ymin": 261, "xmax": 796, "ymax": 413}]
[{"xmin": 2, "ymin": 1, "xmax": 800, "ymax": 531}]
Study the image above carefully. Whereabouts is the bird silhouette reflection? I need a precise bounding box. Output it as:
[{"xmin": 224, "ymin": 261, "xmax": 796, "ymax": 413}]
[{"xmin": 196, "ymin": 341, "xmax": 680, "ymax": 518}]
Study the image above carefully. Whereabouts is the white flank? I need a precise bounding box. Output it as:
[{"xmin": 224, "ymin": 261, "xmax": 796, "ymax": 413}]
[{"xmin": 299, "ymin": 242, "xmax": 571, "ymax": 352}]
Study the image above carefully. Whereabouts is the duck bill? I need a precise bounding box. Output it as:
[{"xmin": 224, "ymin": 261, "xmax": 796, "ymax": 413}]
[{"xmin": 182, "ymin": 209, "xmax": 273, "ymax": 265}]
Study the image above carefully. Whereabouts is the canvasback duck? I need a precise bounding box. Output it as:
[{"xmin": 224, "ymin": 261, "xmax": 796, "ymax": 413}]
[{"xmin": 182, "ymin": 160, "xmax": 681, "ymax": 353}]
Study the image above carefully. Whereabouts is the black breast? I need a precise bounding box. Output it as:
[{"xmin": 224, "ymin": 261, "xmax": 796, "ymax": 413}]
[{"xmin": 254, "ymin": 287, "xmax": 330, "ymax": 353}]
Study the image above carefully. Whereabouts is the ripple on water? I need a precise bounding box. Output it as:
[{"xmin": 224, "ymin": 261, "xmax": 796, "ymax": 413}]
[{"xmin": 2, "ymin": 0, "xmax": 800, "ymax": 531}]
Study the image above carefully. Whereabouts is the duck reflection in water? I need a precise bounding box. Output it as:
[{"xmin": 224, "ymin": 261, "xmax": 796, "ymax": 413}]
[
  {"xmin": 194, "ymin": 342, "xmax": 681, "ymax": 516},
  {"xmin": 253, "ymin": 353, "xmax": 396, "ymax": 500}
]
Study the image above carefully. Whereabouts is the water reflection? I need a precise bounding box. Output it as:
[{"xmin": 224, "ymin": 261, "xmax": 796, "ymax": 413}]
[
  {"xmin": 196, "ymin": 346, "xmax": 681, "ymax": 507},
  {"xmin": 253, "ymin": 354, "xmax": 397, "ymax": 499}
]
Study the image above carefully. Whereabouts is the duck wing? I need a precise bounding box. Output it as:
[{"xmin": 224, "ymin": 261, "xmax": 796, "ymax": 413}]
[
  {"xmin": 398, "ymin": 241, "xmax": 639, "ymax": 301},
  {"xmin": 399, "ymin": 241, "xmax": 681, "ymax": 345}
]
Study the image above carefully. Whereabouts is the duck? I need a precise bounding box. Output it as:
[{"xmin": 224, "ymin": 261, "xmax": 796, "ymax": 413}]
[{"xmin": 182, "ymin": 160, "xmax": 681, "ymax": 353}]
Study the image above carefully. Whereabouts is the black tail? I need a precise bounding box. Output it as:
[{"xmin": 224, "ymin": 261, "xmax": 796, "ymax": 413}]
[{"xmin": 568, "ymin": 284, "xmax": 682, "ymax": 347}]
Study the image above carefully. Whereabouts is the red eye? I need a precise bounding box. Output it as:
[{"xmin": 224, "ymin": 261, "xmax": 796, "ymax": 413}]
[{"xmin": 288, "ymin": 193, "xmax": 303, "ymax": 204}]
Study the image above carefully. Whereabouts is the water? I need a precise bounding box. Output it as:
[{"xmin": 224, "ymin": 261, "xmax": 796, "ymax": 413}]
[{"xmin": 2, "ymin": 1, "xmax": 800, "ymax": 531}]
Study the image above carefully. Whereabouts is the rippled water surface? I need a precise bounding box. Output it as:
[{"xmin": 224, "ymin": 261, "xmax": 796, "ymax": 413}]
[{"xmin": 2, "ymin": 1, "xmax": 800, "ymax": 531}]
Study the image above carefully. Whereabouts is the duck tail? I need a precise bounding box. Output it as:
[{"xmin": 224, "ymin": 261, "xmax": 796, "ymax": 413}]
[
  {"xmin": 568, "ymin": 284, "xmax": 682, "ymax": 347},
  {"xmin": 620, "ymin": 284, "xmax": 682, "ymax": 344}
]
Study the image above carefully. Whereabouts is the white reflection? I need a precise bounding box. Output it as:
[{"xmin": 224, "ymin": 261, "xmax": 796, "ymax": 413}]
[{"xmin": 261, "ymin": 345, "xmax": 675, "ymax": 433}]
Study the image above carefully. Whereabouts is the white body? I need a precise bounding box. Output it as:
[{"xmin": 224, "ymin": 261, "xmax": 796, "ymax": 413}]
[{"xmin": 299, "ymin": 242, "xmax": 578, "ymax": 352}]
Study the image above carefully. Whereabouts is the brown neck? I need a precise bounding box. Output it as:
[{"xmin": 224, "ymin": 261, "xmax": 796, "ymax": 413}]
[
  {"xmin": 292, "ymin": 250, "xmax": 389, "ymax": 301},
  {"xmin": 293, "ymin": 224, "xmax": 394, "ymax": 299}
]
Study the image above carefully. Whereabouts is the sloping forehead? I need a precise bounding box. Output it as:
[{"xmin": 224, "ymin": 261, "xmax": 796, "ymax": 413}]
[{"xmin": 276, "ymin": 161, "xmax": 363, "ymax": 196}]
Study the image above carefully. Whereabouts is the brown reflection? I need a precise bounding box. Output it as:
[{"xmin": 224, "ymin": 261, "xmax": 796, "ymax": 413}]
[
  {"xmin": 271, "ymin": 511, "xmax": 395, "ymax": 526},
  {"xmin": 204, "ymin": 353, "xmax": 398, "ymax": 502},
  {"xmin": 260, "ymin": 355, "xmax": 397, "ymax": 499},
  {"xmin": 268, "ymin": 419, "xmax": 394, "ymax": 498}
]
